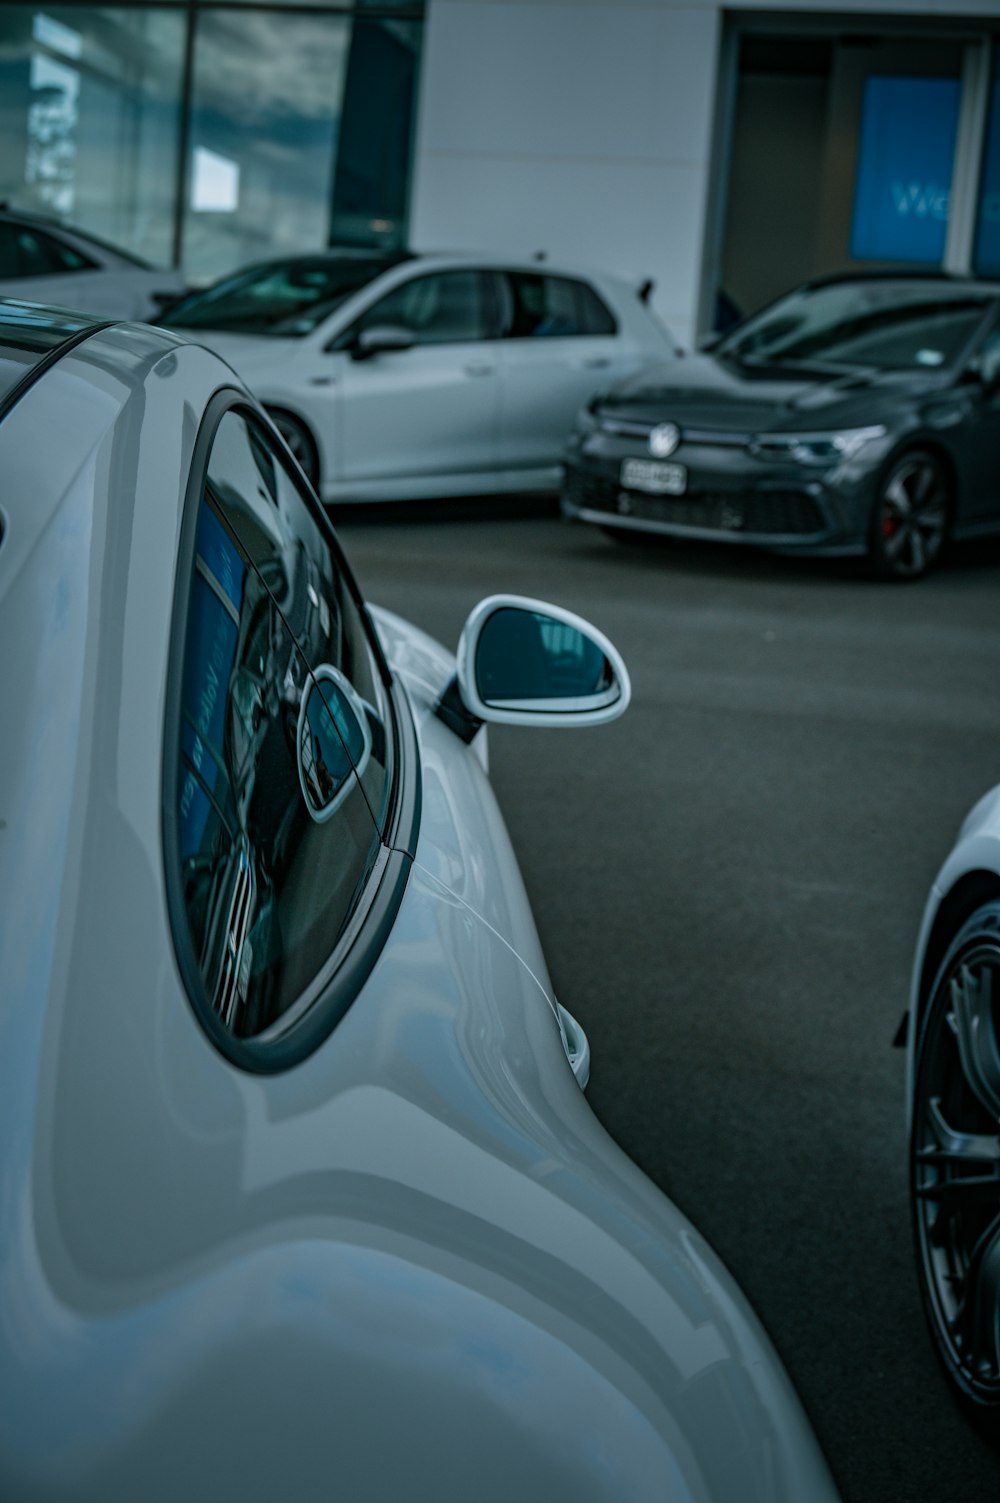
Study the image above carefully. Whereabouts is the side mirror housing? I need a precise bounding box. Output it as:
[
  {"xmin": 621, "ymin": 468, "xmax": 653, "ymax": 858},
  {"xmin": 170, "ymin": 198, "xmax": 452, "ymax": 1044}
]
[
  {"xmin": 436, "ymin": 595, "xmax": 631, "ymax": 740},
  {"xmin": 352, "ymin": 324, "xmax": 415, "ymax": 361}
]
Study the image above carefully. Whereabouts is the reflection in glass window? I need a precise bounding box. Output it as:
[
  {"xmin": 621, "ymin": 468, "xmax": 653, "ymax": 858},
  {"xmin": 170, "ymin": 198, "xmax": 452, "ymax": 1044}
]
[
  {"xmin": 206, "ymin": 409, "xmax": 393, "ymax": 829},
  {"xmin": 176, "ymin": 484, "xmax": 385, "ymax": 1040},
  {"xmin": 184, "ymin": 9, "xmax": 350, "ymax": 281},
  {"xmin": 0, "ymin": 7, "xmax": 185, "ymax": 266}
]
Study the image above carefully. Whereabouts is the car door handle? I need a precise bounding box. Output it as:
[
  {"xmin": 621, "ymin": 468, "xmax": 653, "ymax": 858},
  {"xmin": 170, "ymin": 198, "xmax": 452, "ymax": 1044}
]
[
  {"xmin": 581, "ymin": 357, "xmax": 611, "ymax": 369},
  {"xmin": 464, "ymin": 362, "xmax": 496, "ymax": 377}
]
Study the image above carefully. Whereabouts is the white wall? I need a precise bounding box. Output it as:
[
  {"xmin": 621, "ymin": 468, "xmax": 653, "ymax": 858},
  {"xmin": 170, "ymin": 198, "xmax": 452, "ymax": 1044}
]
[
  {"xmin": 410, "ymin": 0, "xmax": 1000, "ymax": 350},
  {"xmin": 409, "ymin": 0, "xmax": 721, "ymax": 350}
]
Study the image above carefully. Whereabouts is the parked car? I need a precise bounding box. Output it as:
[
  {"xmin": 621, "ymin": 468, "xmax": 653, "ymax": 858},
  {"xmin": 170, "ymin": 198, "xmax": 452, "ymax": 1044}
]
[
  {"xmin": 563, "ymin": 271, "xmax": 1000, "ymax": 579},
  {"xmin": 0, "ymin": 300, "xmax": 838, "ymax": 1500},
  {"xmin": 906, "ymin": 785, "xmax": 1000, "ymax": 1426},
  {"xmin": 0, "ymin": 203, "xmax": 186, "ymax": 319},
  {"xmin": 160, "ymin": 251, "xmax": 678, "ymax": 503}
]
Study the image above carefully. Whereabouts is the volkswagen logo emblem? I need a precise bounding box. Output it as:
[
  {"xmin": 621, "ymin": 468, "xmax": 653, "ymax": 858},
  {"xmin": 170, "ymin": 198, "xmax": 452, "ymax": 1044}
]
[{"xmin": 649, "ymin": 423, "xmax": 680, "ymax": 459}]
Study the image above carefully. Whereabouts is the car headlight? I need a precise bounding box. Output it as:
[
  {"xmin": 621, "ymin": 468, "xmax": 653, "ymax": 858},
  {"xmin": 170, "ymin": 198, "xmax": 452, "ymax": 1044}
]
[{"xmin": 750, "ymin": 425, "xmax": 887, "ymax": 466}]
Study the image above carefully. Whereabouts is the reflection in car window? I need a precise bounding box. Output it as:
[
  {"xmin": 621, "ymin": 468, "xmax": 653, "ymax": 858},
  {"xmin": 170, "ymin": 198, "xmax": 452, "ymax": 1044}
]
[
  {"xmin": 498, "ymin": 272, "xmax": 616, "ymax": 339},
  {"xmin": 205, "ymin": 409, "xmax": 392, "ymax": 828},
  {"xmin": 353, "ymin": 270, "xmax": 488, "ymax": 345},
  {"xmin": 173, "ymin": 412, "xmax": 392, "ymax": 1041},
  {"xmin": 719, "ymin": 280, "xmax": 995, "ymax": 371}
]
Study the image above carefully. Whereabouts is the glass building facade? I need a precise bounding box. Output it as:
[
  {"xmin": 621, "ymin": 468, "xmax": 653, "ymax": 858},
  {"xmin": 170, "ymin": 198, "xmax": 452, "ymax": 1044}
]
[{"xmin": 0, "ymin": 2, "xmax": 422, "ymax": 279}]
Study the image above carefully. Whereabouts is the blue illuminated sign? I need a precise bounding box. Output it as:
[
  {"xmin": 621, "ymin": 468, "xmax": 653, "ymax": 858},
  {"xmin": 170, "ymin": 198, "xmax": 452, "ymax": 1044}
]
[{"xmin": 850, "ymin": 76, "xmax": 960, "ymax": 265}]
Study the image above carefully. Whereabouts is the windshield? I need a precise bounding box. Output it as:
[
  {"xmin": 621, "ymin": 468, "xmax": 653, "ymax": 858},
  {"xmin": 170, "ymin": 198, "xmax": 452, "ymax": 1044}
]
[
  {"xmin": 163, "ymin": 256, "xmax": 400, "ymax": 335},
  {"xmin": 718, "ymin": 280, "xmax": 996, "ymax": 372}
]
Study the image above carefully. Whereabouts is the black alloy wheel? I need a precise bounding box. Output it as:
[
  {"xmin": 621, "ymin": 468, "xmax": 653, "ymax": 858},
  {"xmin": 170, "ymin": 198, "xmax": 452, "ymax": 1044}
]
[
  {"xmin": 870, "ymin": 449, "xmax": 950, "ymax": 580},
  {"xmin": 268, "ymin": 409, "xmax": 320, "ymax": 490},
  {"xmin": 911, "ymin": 900, "xmax": 1000, "ymax": 1428}
]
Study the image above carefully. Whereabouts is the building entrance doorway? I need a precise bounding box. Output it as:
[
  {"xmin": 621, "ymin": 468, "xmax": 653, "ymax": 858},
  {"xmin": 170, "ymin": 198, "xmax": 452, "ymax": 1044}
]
[{"xmin": 717, "ymin": 29, "xmax": 970, "ymax": 326}]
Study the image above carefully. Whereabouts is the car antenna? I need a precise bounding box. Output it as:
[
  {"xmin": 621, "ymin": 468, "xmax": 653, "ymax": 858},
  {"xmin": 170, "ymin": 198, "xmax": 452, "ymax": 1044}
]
[
  {"xmin": 533, "ymin": 249, "xmax": 547, "ymax": 262},
  {"xmin": 638, "ymin": 278, "xmax": 654, "ymax": 303}
]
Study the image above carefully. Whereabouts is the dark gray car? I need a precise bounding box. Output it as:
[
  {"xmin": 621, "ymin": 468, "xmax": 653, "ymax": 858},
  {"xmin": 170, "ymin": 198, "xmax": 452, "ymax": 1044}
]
[{"xmin": 562, "ymin": 272, "xmax": 1000, "ymax": 579}]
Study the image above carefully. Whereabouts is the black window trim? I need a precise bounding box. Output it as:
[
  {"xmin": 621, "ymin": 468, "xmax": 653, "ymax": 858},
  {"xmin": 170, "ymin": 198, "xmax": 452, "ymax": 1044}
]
[{"xmin": 162, "ymin": 386, "xmax": 421, "ymax": 1074}]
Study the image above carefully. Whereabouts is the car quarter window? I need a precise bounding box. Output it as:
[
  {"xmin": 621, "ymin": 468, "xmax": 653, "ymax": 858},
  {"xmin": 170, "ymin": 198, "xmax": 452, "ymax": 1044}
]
[
  {"xmin": 171, "ymin": 408, "xmax": 392, "ymax": 1043},
  {"xmin": 346, "ymin": 269, "xmax": 490, "ymax": 346},
  {"xmin": 497, "ymin": 272, "xmax": 618, "ymax": 339}
]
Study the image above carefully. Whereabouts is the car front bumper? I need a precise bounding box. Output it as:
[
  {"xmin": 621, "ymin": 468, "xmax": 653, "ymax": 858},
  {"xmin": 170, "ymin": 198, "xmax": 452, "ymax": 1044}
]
[{"xmin": 561, "ymin": 437, "xmax": 874, "ymax": 557}]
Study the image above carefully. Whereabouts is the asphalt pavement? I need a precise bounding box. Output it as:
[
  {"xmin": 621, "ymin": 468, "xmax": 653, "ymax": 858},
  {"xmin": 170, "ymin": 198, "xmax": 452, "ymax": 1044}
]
[{"xmin": 335, "ymin": 498, "xmax": 1000, "ymax": 1503}]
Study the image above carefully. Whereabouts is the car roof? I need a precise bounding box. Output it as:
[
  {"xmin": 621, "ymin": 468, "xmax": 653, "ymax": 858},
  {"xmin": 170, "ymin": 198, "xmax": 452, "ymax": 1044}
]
[
  {"xmin": 0, "ymin": 299, "xmax": 108, "ymax": 417},
  {"xmin": 800, "ymin": 267, "xmax": 1000, "ymax": 297}
]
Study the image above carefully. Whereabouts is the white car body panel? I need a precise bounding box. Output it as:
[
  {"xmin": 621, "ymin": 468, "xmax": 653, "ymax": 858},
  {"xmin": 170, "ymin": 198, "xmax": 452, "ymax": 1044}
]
[
  {"xmin": 0, "ymin": 264, "xmax": 186, "ymax": 322},
  {"xmin": 174, "ymin": 254, "xmax": 676, "ymax": 504},
  {"xmin": 0, "ymin": 322, "xmax": 838, "ymax": 1500}
]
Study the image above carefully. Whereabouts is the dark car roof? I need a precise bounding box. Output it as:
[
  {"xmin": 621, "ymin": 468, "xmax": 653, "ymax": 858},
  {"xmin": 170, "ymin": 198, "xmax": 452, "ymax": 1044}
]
[
  {"xmin": 0, "ymin": 300, "xmax": 106, "ymax": 417},
  {"xmin": 800, "ymin": 267, "xmax": 1000, "ymax": 297}
]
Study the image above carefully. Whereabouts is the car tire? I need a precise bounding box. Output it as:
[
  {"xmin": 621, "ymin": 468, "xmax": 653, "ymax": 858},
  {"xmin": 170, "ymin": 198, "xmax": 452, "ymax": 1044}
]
[
  {"xmin": 267, "ymin": 409, "xmax": 320, "ymax": 491},
  {"xmin": 910, "ymin": 899, "xmax": 1000, "ymax": 1431},
  {"xmin": 869, "ymin": 449, "xmax": 950, "ymax": 581}
]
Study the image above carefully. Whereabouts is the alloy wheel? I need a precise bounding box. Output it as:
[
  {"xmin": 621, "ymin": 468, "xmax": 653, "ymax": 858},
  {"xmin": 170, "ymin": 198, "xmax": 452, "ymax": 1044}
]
[
  {"xmin": 912, "ymin": 908, "xmax": 1000, "ymax": 1415},
  {"xmin": 872, "ymin": 451, "xmax": 949, "ymax": 579}
]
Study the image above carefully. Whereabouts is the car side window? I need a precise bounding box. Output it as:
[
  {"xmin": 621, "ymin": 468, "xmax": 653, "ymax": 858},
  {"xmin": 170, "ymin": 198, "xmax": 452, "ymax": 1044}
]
[
  {"xmin": 497, "ymin": 272, "xmax": 617, "ymax": 339},
  {"xmin": 15, "ymin": 228, "xmax": 92, "ymax": 277},
  {"xmin": 349, "ymin": 270, "xmax": 489, "ymax": 346},
  {"xmin": 171, "ymin": 409, "xmax": 391, "ymax": 1042},
  {"xmin": 0, "ymin": 225, "xmax": 18, "ymax": 278},
  {"xmin": 576, "ymin": 280, "xmax": 617, "ymax": 336}
]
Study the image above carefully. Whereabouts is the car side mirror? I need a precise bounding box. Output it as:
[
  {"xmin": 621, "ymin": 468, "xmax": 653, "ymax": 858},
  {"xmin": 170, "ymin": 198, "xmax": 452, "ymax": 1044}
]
[
  {"xmin": 436, "ymin": 595, "xmax": 631, "ymax": 741},
  {"xmin": 352, "ymin": 324, "xmax": 415, "ymax": 361}
]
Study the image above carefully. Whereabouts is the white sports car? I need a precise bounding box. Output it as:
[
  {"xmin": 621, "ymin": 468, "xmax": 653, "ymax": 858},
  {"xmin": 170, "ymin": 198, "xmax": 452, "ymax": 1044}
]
[
  {"xmin": 0, "ymin": 301, "xmax": 838, "ymax": 1501},
  {"xmin": 907, "ymin": 787, "xmax": 1000, "ymax": 1424},
  {"xmin": 160, "ymin": 251, "xmax": 678, "ymax": 504},
  {"xmin": 0, "ymin": 205, "xmax": 186, "ymax": 321}
]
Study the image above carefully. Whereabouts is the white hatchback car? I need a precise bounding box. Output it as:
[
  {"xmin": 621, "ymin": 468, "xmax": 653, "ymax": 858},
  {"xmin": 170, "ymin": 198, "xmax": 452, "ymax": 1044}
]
[
  {"xmin": 0, "ymin": 205, "xmax": 186, "ymax": 320},
  {"xmin": 0, "ymin": 301, "xmax": 838, "ymax": 1501},
  {"xmin": 161, "ymin": 251, "xmax": 679, "ymax": 504},
  {"xmin": 906, "ymin": 787, "xmax": 1000, "ymax": 1426}
]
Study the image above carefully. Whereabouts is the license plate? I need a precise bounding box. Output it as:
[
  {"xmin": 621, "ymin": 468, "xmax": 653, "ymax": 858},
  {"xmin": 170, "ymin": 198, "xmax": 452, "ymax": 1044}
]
[{"xmin": 620, "ymin": 458, "xmax": 687, "ymax": 495}]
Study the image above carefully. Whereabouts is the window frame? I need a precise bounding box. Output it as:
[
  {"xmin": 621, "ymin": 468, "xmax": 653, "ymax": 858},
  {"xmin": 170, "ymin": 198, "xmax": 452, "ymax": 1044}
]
[{"xmin": 162, "ymin": 388, "xmax": 421, "ymax": 1073}]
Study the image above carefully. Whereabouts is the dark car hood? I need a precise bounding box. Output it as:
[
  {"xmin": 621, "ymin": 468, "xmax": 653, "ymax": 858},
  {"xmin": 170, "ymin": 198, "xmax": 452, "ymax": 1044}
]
[{"xmin": 599, "ymin": 353, "xmax": 948, "ymax": 433}]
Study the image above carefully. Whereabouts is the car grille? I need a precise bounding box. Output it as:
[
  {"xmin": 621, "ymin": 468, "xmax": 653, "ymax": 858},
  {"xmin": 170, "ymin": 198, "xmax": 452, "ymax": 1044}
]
[{"xmin": 564, "ymin": 468, "xmax": 826, "ymax": 538}]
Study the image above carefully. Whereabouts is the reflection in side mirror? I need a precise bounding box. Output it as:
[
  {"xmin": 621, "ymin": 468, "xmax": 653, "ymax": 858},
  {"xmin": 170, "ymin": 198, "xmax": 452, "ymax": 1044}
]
[
  {"xmin": 352, "ymin": 324, "xmax": 415, "ymax": 361},
  {"xmin": 449, "ymin": 594, "xmax": 631, "ymax": 731},
  {"xmin": 296, "ymin": 666, "xmax": 371, "ymax": 821}
]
